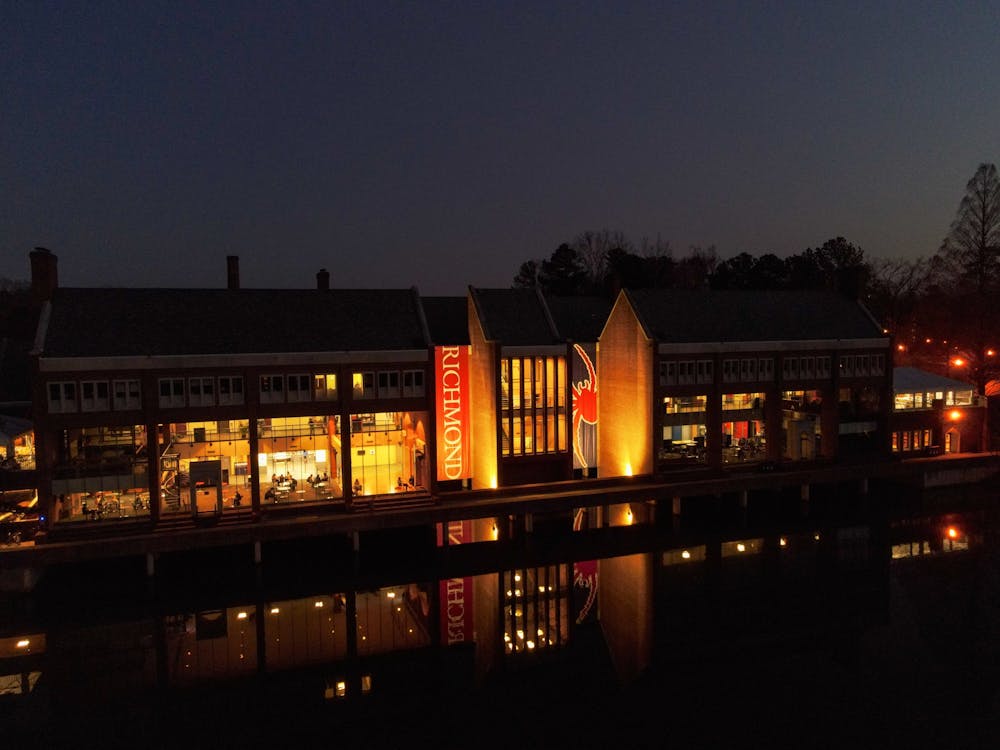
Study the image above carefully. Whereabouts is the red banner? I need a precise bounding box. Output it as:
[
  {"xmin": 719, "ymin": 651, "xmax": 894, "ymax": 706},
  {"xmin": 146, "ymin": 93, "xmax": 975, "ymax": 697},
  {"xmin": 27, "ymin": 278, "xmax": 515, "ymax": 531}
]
[
  {"xmin": 438, "ymin": 520, "xmax": 474, "ymax": 645},
  {"xmin": 435, "ymin": 346, "xmax": 471, "ymax": 481}
]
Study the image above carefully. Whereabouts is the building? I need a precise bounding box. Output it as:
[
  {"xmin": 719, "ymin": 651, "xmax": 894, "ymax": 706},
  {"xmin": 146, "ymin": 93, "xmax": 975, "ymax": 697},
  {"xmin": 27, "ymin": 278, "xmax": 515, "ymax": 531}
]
[
  {"xmin": 891, "ymin": 366, "xmax": 986, "ymax": 454},
  {"xmin": 597, "ymin": 288, "xmax": 892, "ymax": 479}
]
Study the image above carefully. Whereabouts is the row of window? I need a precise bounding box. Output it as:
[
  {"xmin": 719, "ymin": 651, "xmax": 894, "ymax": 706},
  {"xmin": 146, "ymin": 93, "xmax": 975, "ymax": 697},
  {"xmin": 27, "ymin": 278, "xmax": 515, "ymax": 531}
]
[
  {"xmin": 659, "ymin": 353, "xmax": 886, "ymax": 387},
  {"xmin": 891, "ymin": 429, "xmax": 934, "ymax": 452},
  {"xmin": 894, "ymin": 389, "xmax": 974, "ymax": 410},
  {"xmin": 49, "ymin": 370, "xmax": 427, "ymax": 413},
  {"xmin": 48, "ymin": 380, "xmax": 141, "ymax": 413},
  {"xmin": 500, "ymin": 356, "xmax": 569, "ymax": 456}
]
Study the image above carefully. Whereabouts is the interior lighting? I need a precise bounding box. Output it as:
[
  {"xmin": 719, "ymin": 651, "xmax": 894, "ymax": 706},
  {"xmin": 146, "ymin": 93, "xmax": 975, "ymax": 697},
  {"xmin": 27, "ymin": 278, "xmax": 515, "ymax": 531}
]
[
  {"xmin": 526, "ymin": 641, "xmax": 535, "ymax": 650},
  {"xmin": 681, "ymin": 550, "xmax": 691, "ymax": 559},
  {"xmin": 314, "ymin": 601, "xmax": 324, "ymax": 608},
  {"xmin": 16, "ymin": 639, "xmax": 29, "ymax": 649},
  {"xmin": 625, "ymin": 505, "xmax": 634, "ymax": 524},
  {"xmin": 237, "ymin": 611, "xmax": 248, "ymax": 620},
  {"xmin": 514, "ymin": 573, "xmax": 521, "ymax": 582},
  {"xmin": 814, "ymin": 533, "xmax": 821, "ymax": 542},
  {"xmin": 491, "ymin": 522, "xmax": 499, "ymax": 540},
  {"xmin": 779, "ymin": 537, "xmax": 787, "ymax": 547},
  {"xmin": 386, "ymin": 591, "xmax": 396, "ymax": 599},
  {"xmin": 516, "ymin": 630, "xmax": 524, "ymax": 640},
  {"xmin": 624, "ymin": 462, "xmax": 633, "ymax": 477},
  {"xmin": 736, "ymin": 543, "xmax": 746, "ymax": 552},
  {"xmin": 257, "ymin": 453, "xmax": 268, "ymax": 467},
  {"xmin": 537, "ymin": 628, "xmax": 544, "ymax": 636},
  {"xmin": 270, "ymin": 607, "xmax": 280, "ymax": 615},
  {"xmin": 925, "ymin": 338, "xmax": 932, "ymax": 344}
]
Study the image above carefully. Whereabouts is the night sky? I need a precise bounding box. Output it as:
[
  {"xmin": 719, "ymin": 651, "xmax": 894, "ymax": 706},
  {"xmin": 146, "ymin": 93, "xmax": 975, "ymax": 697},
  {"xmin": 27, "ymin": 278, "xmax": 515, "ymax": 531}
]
[{"xmin": 4, "ymin": 2, "xmax": 1000, "ymax": 295}]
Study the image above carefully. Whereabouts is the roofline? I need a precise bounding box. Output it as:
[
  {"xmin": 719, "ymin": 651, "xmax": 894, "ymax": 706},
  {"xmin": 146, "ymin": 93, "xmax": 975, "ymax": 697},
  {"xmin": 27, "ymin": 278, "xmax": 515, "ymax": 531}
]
[
  {"xmin": 467, "ymin": 286, "xmax": 495, "ymax": 343},
  {"xmin": 534, "ymin": 287, "xmax": 562, "ymax": 341},
  {"xmin": 411, "ymin": 286, "xmax": 433, "ymax": 348}
]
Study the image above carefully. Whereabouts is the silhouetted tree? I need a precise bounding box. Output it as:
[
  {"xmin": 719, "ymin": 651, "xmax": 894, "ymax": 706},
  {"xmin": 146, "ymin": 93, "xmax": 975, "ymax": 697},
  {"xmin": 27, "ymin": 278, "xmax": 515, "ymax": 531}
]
[
  {"xmin": 513, "ymin": 260, "xmax": 540, "ymax": 288},
  {"xmin": 539, "ymin": 244, "xmax": 588, "ymax": 296}
]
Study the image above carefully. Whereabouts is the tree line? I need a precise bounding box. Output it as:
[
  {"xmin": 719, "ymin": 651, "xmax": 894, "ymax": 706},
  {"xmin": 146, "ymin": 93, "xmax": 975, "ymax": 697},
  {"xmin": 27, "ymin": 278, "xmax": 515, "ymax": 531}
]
[{"xmin": 513, "ymin": 163, "xmax": 1000, "ymax": 392}]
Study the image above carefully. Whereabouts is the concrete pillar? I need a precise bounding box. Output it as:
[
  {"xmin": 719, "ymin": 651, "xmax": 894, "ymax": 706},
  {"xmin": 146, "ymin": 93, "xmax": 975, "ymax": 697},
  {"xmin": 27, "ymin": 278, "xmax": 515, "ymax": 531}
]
[
  {"xmin": 765, "ymin": 386, "xmax": 782, "ymax": 461},
  {"xmin": 146, "ymin": 552, "xmax": 155, "ymax": 578},
  {"xmin": 524, "ymin": 513, "xmax": 533, "ymax": 533},
  {"xmin": 253, "ymin": 540, "xmax": 262, "ymax": 564}
]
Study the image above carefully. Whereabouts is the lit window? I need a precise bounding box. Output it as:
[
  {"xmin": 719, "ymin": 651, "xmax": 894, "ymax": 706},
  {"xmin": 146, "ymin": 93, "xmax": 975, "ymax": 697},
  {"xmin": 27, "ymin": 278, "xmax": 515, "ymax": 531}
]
[
  {"xmin": 352, "ymin": 372, "xmax": 375, "ymax": 399},
  {"xmin": 313, "ymin": 374, "xmax": 337, "ymax": 401}
]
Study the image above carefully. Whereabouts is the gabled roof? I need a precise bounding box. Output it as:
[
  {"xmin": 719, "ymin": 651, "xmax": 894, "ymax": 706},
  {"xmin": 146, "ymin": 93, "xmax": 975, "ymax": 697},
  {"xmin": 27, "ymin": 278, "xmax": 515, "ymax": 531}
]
[
  {"xmin": 894, "ymin": 367, "xmax": 974, "ymax": 394},
  {"xmin": 625, "ymin": 288, "xmax": 885, "ymax": 343},
  {"xmin": 40, "ymin": 287, "xmax": 430, "ymax": 358},
  {"xmin": 544, "ymin": 296, "xmax": 612, "ymax": 343},
  {"xmin": 421, "ymin": 296, "xmax": 469, "ymax": 346},
  {"xmin": 468, "ymin": 288, "xmax": 559, "ymax": 346}
]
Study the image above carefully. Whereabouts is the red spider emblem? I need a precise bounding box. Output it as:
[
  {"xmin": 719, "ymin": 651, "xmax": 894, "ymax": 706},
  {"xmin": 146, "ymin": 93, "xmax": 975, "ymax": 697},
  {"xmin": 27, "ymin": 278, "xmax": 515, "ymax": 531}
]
[{"xmin": 571, "ymin": 344, "xmax": 597, "ymax": 468}]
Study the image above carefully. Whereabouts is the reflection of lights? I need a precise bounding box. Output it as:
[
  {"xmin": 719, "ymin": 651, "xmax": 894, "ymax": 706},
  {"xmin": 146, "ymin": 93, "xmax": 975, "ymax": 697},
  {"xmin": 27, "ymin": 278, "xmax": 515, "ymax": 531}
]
[
  {"xmin": 526, "ymin": 640, "xmax": 535, "ymax": 650},
  {"xmin": 514, "ymin": 589, "xmax": 521, "ymax": 597},
  {"xmin": 624, "ymin": 463, "xmax": 633, "ymax": 477},
  {"xmin": 270, "ymin": 607, "xmax": 280, "ymax": 615},
  {"xmin": 16, "ymin": 639, "xmax": 29, "ymax": 649},
  {"xmin": 538, "ymin": 585, "xmax": 546, "ymax": 593},
  {"xmin": 514, "ymin": 573, "xmax": 521, "ymax": 582},
  {"xmin": 537, "ymin": 628, "xmax": 544, "ymax": 636},
  {"xmin": 315, "ymin": 601, "xmax": 324, "ymax": 608},
  {"xmin": 736, "ymin": 543, "xmax": 746, "ymax": 553},
  {"xmin": 237, "ymin": 611, "xmax": 248, "ymax": 620},
  {"xmin": 504, "ymin": 633, "xmax": 511, "ymax": 642},
  {"xmin": 516, "ymin": 630, "xmax": 524, "ymax": 640},
  {"xmin": 681, "ymin": 550, "xmax": 691, "ymax": 559},
  {"xmin": 779, "ymin": 537, "xmax": 787, "ymax": 547},
  {"xmin": 386, "ymin": 591, "xmax": 396, "ymax": 599},
  {"xmin": 814, "ymin": 533, "xmax": 821, "ymax": 541}
]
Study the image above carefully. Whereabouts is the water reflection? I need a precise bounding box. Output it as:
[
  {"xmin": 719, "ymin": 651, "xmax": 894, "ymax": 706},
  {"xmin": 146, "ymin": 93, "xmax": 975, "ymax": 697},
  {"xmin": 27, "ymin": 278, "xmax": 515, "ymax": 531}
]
[{"xmin": 3, "ymin": 493, "xmax": 1000, "ymax": 744}]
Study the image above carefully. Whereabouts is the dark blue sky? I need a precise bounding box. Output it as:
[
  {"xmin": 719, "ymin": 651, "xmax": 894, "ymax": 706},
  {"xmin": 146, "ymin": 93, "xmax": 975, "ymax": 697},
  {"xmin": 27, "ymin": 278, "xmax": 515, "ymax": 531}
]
[{"xmin": 4, "ymin": 1, "xmax": 1000, "ymax": 294}]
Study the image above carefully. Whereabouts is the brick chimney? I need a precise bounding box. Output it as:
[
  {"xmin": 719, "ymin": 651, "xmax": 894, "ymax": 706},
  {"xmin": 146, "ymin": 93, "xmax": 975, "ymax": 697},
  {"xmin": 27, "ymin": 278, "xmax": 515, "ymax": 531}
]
[
  {"xmin": 227, "ymin": 255, "xmax": 240, "ymax": 289},
  {"xmin": 29, "ymin": 247, "xmax": 58, "ymax": 302},
  {"xmin": 317, "ymin": 268, "xmax": 330, "ymax": 290}
]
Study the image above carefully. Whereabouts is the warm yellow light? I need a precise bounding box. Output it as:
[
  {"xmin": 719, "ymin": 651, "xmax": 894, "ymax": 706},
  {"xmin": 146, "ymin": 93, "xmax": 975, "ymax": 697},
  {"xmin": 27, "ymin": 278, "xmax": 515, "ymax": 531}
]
[
  {"xmin": 314, "ymin": 601, "xmax": 324, "ymax": 608},
  {"xmin": 988, "ymin": 349, "xmax": 996, "ymax": 357},
  {"xmin": 526, "ymin": 640, "xmax": 535, "ymax": 650},
  {"xmin": 949, "ymin": 409, "xmax": 962, "ymax": 421},
  {"xmin": 491, "ymin": 522, "xmax": 499, "ymax": 540},
  {"xmin": 237, "ymin": 611, "xmax": 248, "ymax": 620},
  {"xmin": 624, "ymin": 462, "xmax": 633, "ymax": 477},
  {"xmin": 681, "ymin": 550, "xmax": 691, "ymax": 559},
  {"xmin": 504, "ymin": 632, "xmax": 511, "ymax": 642},
  {"xmin": 514, "ymin": 573, "xmax": 521, "ymax": 582},
  {"xmin": 813, "ymin": 533, "xmax": 821, "ymax": 541},
  {"xmin": 925, "ymin": 338, "xmax": 932, "ymax": 343},
  {"xmin": 947, "ymin": 526, "xmax": 959, "ymax": 539},
  {"xmin": 537, "ymin": 628, "xmax": 544, "ymax": 636},
  {"xmin": 270, "ymin": 607, "xmax": 280, "ymax": 615},
  {"xmin": 257, "ymin": 453, "xmax": 268, "ymax": 467},
  {"xmin": 516, "ymin": 629, "xmax": 524, "ymax": 640},
  {"xmin": 952, "ymin": 358, "xmax": 965, "ymax": 367},
  {"xmin": 315, "ymin": 449, "xmax": 327, "ymax": 462},
  {"xmin": 736, "ymin": 543, "xmax": 746, "ymax": 552},
  {"xmin": 897, "ymin": 344, "xmax": 905, "ymax": 352},
  {"xmin": 489, "ymin": 476, "xmax": 498, "ymax": 489},
  {"xmin": 625, "ymin": 505, "xmax": 633, "ymax": 524},
  {"xmin": 16, "ymin": 639, "xmax": 29, "ymax": 649},
  {"xmin": 779, "ymin": 537, "xmax": 787, "ymax": 547}
]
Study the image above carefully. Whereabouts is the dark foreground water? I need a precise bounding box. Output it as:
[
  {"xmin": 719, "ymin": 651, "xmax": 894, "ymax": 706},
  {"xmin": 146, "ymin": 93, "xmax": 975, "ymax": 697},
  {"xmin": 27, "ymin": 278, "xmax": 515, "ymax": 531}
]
[{"xmin": 3, "ymin": 484, "xmax": 1000, "ymax": 749}]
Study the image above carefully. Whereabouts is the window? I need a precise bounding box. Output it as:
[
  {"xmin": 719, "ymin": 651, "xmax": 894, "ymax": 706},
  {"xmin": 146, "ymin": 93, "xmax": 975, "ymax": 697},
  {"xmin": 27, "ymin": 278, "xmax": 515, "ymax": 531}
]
[
  {"xmin": 816, "ymin": 356, "xmax": 831, "ymax": 378},
  {"xmin": 47, "ymin": 381, "xmax": 77, "ymax": 413},
  {"xmin": 840, "ymin": 355, "xmax": 855, "ymax": 377},
  {"xmin": 260, "ymin": 375, "xmax": 285, "ymax": 404},
  {"xmin": 856, "ymin": 355, "xmax": 870, "ymax": 376},
  {"xmin": 783, "ymin": 357, "xmax": 799, "ymax": 380},
  {"xmin": 872, "ymin": 354, "xmax": 885, "ymax": 375},
  {"xmin": 659, "ymin": 361, "xmax": 677, "ymax": 386},
  {"xmin": 403, "ymin": 369, "xmax": 425, "ymax": 397},
  {"xmin": 287, "ymin": 374, "xmax": 311, "ymax": 402},
  {"xmin": 352, "ymin": 372, "xmax": 375, "ymax": 399},
  {"xmin": 218, "ymin": 376, "xmax": 244, "ymax": 405},
  {"xmin": 758, "ymin": 358, "xmax": 774, "ymax": 381},
  {"xmin": 501, "ymin": 356, "xmax": 567, "ymax": 457},
  {"xmin": 723, "ymin": 359, "xmax": 739, "ymax": 383},
  {"xmin": 892, "ymin": 432, "xmax": 899, "ymax": 452},
  {"xmin": 313, "ymin": 374, "xmax": 337, "ymax": 401},
  {"xmin": 113, "ymin": 379, "xmax": 141, "ymax": 410},
  {"xmin": 696, "ymin": 360, "xmax": 713, "ymax": 384},
  {"xmin": 188, "ymin": 377, "xmax": 215, "ymax": 407},
  {"xmin": 801, "ymin": 357, "xmax": 815, "ymax": 378},
  {"xmin": 377, "ymin": 371, "xmax": 400, "ymax": 399},
  {"xmin": 676, "ymin": 360, "xmax": 696, "ymax": 385},
  {"xmin": 80, "ymin": 380, "xmax": 110, "ymax": 412},
  {"xmin": 158, "ymin": 378, "xmax": 185, "ymax": 408}
]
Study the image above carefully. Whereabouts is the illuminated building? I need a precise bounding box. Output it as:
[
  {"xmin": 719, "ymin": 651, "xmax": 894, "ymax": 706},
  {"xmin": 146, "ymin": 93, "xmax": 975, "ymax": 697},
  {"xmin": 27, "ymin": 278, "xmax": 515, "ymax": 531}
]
[
  {"xmin": 890, "ymin": 367, "xmax": 985, "ymax": 454},
  {"xmin": 597, "ymin": 288, "xmax": 893, "ymax": 477}
]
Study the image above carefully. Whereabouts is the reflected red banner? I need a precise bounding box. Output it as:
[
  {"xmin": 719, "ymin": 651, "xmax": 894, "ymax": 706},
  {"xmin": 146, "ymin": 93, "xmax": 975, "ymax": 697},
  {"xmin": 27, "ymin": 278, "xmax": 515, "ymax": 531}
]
[{"xmin": 437, "ymin": 520, "xmax": 474, "ymax": 645}]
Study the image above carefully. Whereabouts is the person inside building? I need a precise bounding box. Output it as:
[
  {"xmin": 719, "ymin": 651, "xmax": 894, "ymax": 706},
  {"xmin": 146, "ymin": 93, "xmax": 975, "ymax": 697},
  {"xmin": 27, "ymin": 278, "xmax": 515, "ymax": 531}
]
[{"xmin": 353, "ymin": 478, "xmax": 362, "ymax": 496}]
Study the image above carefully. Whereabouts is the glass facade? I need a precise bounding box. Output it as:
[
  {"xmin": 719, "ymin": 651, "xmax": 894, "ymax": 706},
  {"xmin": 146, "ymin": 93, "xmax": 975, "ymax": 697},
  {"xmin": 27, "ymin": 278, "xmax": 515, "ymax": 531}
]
[
  {"xmin": 258, "ymin": 415, "xmax": 343, "ymax": 505},
  {"xmin": 660, "ymin": 395, "xmax": 708, "ymax": 465},
  {"xmin": 502, "ymin": 564, "xmax": 569, "ymax": 656},
  {"xmin": 159, "ymin": 420, "xmax": 252, "ymax": 515},
  {"xmin": 348, "ymin": 411, "xmax": 428, "ymax": 497},
  {"xmin": 499, "ymin": 356, "xmax": 568, "ymax": 457}
]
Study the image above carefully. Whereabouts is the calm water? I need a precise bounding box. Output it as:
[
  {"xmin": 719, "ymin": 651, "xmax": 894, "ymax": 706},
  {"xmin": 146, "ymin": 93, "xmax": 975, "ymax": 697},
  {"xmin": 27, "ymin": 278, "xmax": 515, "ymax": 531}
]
[{"xmin": 2, "ymin": 483, "xmax": 1000, "ymax": 748}]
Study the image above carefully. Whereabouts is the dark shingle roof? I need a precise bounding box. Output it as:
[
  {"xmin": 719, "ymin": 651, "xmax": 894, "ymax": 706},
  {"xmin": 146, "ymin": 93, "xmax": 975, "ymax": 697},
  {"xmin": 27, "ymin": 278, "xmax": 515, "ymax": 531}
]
[
  {"xmin": 470, "ymin": 288, "xmax": 559, "ymax": 346},
  {"xmin": 894, "ymin": 367, "xmax": 973, "ymax": 393},
  {"xmin": 421, "ymin": 296, "xmax": 469, "ymax": 346},
  {"xmin": 41, "ymin": 288, "xmax": 430, "ymax": 358},
  {"xmin": 626, "ymin": 288, "xmax": 885, "ymax": 343},
  {"xmin": 544, "ymin": 296, "xmax": 612, "ymax": 343}
]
